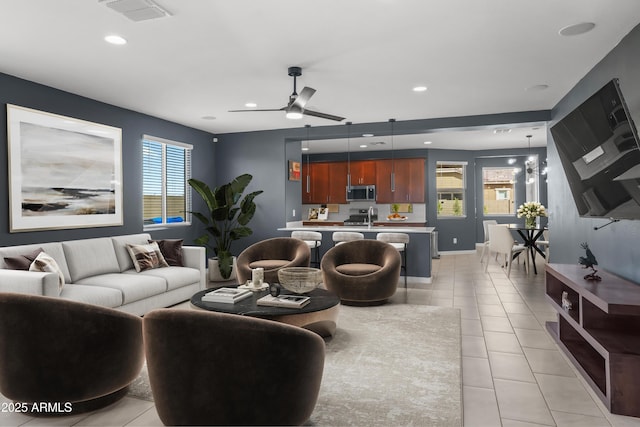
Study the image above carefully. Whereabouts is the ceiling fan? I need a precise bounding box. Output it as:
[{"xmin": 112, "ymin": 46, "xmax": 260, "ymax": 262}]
[{"xmin": 228, "ymin": 66, "xmax": 345, "ymax": 122}]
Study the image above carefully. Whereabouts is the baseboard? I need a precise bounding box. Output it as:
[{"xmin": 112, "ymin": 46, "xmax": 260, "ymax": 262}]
[{"xmin": 438, "ymin": 250, "xmax": 478, "ymax": 256}]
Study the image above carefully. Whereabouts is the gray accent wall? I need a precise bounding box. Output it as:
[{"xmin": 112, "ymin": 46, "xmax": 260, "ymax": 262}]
[
  {"xmin": 548, "ymin": 23, "xmax": 640, "ymax": 283},
  {"xmin": 0, "ymin": 72, "xmax": 216, "ymax": 247}
]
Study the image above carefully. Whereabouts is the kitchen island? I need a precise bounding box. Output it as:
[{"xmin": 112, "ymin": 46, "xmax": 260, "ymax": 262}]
[{"xmin": 279, "ymin": 223, "xmax": 435, "ymax": 280}]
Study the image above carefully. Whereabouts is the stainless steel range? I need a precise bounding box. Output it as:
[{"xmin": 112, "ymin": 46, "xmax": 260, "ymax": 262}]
[{"xmin": 343, "ymin": 208, "xmax": 378, "ymax": 226}]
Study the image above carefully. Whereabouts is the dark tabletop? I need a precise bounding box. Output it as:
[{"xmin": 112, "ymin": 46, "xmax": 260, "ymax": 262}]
[{"xmin": 190, "ymin": 286, "xmax": 340, "ymax": 317}]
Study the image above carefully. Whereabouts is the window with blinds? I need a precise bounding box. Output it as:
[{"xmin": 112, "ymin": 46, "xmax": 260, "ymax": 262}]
[{"xmin": 142, "ymin": 135, "xmax": 192, "ymax": 227}]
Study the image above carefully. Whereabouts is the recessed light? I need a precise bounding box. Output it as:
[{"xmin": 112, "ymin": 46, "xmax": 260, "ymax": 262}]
[
  {"xmin": 362, "ymin": 133, "xmax": 374, "ymax": 137},
  {"xmin": 359, "ymin": 145, "xmax": 367, "ymax": 148},
  {"xmin": 201, "ymin": 116, "xmax": 216, "ymax": 120},
  {"xmin": 413, "ymin": 86, "xmax": 428, "ymax": 92},
  {"xmin": 245, "ymin": 102, "xmax": 257, "ymax": 108},
  {"xmin": 525, "ymin": 84, "xmax": 549, "ymax": 92},
  {"xmin": 493, "ymin": 128, "xmax": 511, "ymax": 134},
  {"xmin": 104, "ymin": 35, "xmax": 127, "ymax": 45},
  {"xmin": 301, "ymin": 147, "xmax": 309, "ymax": 151},
  {"xmin": 559, "ymin": 22, "xmax": 595, "ymax": 36},
  {"xmin": 423, "ymin": 141, "xmax": 432, "ymax": 145}
]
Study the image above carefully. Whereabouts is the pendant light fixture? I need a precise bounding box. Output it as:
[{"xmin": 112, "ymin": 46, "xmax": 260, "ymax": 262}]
[
  {"xmin": 389, "ymin": 118, "xmax": 396, "ymax": 192},
  {"xmin": 305, "ymin": 124, "xmax": 311, "ymax": 195},
  {"xmin": 346, "ymin": 121, "xmax": 352, "ymax": 190},
  {"xmin": 525, "ymin": 134, "xmax": 537, "ymax": 184}
]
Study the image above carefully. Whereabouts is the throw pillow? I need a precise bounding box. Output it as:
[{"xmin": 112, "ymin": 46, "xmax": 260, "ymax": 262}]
[
  {"xmin": 29, "ymin": 251, "xmax": 65, "ymax": 291},
  {"xmin": 149, "ymin": 239, "xmax": 184, "ymax": 267},
  {"xmin": 4, "ymin": 247, "xmax": 44, "ymax": 270},
  {"xmin": 126, "ymin": 242, "xmax": 169, "ymax": 272}
]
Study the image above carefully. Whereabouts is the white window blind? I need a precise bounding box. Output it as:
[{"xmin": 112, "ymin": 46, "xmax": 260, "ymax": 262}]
[{"xmin": 142, "ymin": 135, "xmax": 192, "ymax": 227}]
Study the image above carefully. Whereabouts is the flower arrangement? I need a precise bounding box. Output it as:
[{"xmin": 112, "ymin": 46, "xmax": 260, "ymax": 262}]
[{"xmin": 517, "ymin": 201, "xmax": 547, "ymax": 228}]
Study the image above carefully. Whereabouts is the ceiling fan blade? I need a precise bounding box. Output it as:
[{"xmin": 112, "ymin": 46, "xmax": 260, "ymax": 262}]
[
  {"xmin": 228, "ymin": 107, "xmax": 287, "ymax": 113},
  {"xmin": 291, "ymin": 86, "xmax": 316, "ymax": 109},
  {"xmin": 302, "ymin": 109, "xmax": 345, "ymax": 122}
]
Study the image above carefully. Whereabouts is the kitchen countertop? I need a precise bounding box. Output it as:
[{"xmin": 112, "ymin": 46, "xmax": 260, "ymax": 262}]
[{"xmin": 280, "ymin": 224, "xmax": 434, "ymax": 234}]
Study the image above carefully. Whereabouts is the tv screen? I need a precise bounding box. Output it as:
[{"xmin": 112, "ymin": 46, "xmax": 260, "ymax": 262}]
[{"xmin": 550, "ymin": 78, "xmax": 640, "ymax": 219}]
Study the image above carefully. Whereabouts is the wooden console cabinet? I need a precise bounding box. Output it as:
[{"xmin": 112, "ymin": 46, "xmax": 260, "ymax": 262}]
[{"xmin": 545, "ymin": 263, "xmax": 640, "ymax": 417}]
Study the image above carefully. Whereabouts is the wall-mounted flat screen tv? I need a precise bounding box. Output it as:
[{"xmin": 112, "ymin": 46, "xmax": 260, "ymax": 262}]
[{"xmin": 550, "ymin": 78, "xmax": 640, "ymax": 219}]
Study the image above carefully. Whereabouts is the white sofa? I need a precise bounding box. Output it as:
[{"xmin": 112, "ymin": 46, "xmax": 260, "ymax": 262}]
[{"xmin": 0, "ymin": 233, "xmax": 205, "ymax": 316}]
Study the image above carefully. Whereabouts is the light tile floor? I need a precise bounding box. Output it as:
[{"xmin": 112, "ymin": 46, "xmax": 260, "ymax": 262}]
[{"xmin": 2, "ymin": 250, "xmax": 640, "ymax": 426}]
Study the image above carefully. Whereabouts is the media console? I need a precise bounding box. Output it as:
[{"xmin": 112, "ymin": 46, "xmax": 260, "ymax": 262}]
[{"xmin": 545, "ymin": 263, "xmax": 640, "ymax": 417}]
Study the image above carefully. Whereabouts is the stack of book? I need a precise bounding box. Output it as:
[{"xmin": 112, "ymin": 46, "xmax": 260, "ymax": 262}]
[
  {"xmin": 257, "ymin": 294, "xmax": 310, "ymax": 308},
  {"xmin": 202, "ymin": 287, "xmax": 252, "ymax": 304}
]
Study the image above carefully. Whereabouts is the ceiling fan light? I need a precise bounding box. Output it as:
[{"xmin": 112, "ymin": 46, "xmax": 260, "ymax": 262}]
[{"xmin": 286, "ymin": 111, "xmax": 303, "ymax": 119}]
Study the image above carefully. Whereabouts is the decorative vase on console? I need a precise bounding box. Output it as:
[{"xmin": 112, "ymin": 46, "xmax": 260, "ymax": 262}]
[{"xmin": 517, "ymin": 201, "xmax": 547, "ymax": 229}]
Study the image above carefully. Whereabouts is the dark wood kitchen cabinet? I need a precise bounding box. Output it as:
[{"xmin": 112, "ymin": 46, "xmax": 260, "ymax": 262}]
[
  {"xmin": 375, "ymin": 158, "xmax": 425, "ymax": 203},
  {"xmin": 348, "ymin": 160, "xmax": 376, "ymax": 185},
  {"xmin": 302, "ymin": 162, "xmax": 347, "ymax": 204}
]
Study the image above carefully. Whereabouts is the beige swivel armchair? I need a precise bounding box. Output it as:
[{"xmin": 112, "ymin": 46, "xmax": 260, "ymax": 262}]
[
  {"xmin": 0, "ymin": 293, "xmax": 144, "ymax": 414},
  {"xmin": 143, "ymin": 308, "xmax": 325, "ymax": 426},
  {"xmin": 321, "ymin": 239, "xmax": 401, "ymax": 305},
  {"xmin": 236, "ymin": 237, "xmax": 310, "ymax": 284}
]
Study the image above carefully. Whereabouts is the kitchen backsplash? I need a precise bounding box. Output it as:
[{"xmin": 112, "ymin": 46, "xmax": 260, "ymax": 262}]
[{"xmin": 302, "ymin": 202, "xmax": 426, "ymax": 222}]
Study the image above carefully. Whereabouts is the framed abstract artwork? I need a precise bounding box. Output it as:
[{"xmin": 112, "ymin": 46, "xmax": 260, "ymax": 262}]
[
  {"xmin": 7, "ymin": 104, "xmax": 123, "ymax": 232},
  {"xmin": 288, "ymin": 160, "xmax": 301, "ymax": 181}
]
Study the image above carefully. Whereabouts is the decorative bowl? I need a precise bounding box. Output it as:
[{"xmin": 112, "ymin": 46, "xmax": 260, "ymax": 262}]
[{"xmin": 277, "ymin": 267, "xmax": 322, "ymax": 294}]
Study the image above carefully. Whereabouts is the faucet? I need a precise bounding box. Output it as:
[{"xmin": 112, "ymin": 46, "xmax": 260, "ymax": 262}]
[{"xmin": 367, "ymin": 206, "xmax": 374, "ymax": 228}]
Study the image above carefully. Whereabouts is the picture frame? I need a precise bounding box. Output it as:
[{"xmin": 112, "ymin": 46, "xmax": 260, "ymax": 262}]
[
  {"xmin": 7, "ymin": 104, "xmax": 123, "ymax": 232},
  {"xmin": 288, "ymin": 160, "xmax": 301, "ymax": 181}
]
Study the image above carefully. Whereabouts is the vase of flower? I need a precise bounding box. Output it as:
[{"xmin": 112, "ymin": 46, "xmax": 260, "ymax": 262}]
[{"xmin": 517, "ymin": 201, "xmax": 547, "ymax": 229}]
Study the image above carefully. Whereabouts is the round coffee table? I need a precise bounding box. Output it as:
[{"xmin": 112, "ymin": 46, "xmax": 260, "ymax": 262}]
[{"xmin": 190, "ymin": 287, "xmax": 340, "ymax": 337}]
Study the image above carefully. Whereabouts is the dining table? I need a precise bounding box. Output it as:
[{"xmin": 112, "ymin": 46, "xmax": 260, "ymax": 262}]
[{"xmin": 507, "ymin": 224, "xmax": 547, "ymax": 274}]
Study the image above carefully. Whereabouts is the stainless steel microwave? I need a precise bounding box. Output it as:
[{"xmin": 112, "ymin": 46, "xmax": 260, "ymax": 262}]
[{"xmin": 346, "ymin": 185, "xmax": 376, "ymax": 201}]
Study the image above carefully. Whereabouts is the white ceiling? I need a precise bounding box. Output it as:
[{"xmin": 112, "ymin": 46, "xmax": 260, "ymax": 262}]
[{"xmin": 1, "ymin": 0, "xmax": 640, "ymax": 149}]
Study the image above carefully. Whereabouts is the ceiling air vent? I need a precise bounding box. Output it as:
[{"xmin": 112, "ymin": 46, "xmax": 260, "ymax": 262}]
[
  {"xmin": 99, "ymin": 0, "xmax": 171, "ymax": 22},
  {"xmin": 369, "ymin": 141, "xmax": 387, "ymax": 146}
]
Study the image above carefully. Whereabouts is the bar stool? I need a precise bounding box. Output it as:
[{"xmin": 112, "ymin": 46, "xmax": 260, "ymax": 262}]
[
  {"xmin": 376, "ymin": 232, "xmax": 410, "ymax": 287},
  {"xmin": 291, "ymin": 231, "xmax": 323, "ymax": 268},
  {"xmin": 332, "ymin": 232, "xmax": 364, "ymax": 246}
]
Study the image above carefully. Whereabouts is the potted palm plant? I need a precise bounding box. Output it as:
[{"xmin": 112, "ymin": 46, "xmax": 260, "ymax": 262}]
[{"xmin": 189, "ymin": 174, "xmax": 263, "ymax": 281}]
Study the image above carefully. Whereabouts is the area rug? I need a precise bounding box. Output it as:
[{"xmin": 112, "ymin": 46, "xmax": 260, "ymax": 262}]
[{"xmin": 129, "ymin": 303, "xmax": 462, "ymax": 426}]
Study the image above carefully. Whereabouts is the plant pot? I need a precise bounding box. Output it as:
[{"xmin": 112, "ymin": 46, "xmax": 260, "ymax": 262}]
[{"xmin": 208, "ymin": 257, "xmax": 237, "ymax": 282}]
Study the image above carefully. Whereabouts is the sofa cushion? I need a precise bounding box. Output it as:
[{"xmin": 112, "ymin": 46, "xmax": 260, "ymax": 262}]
[
  {"xmin": 0, "ymin": 242, "xmax": 71, "ymax": 284},
  {"xmin": 62, "ymin": 238, "xmax": 120, "ymax": 282},
  {"xmin": 29, "ymin": 252, "xmax": 65, "ymax": 291},
  {"xmin": 111, "ymin": 234, "xmax": 152, "ymax": 272},
  {"xmin": 124, "ymin": 266, "xmax": 201, "ymax": 291},
  {"xmin": 4, "ymin": 247, "xmax": 43, "ymax": 270},
  {"xmin": 150, "ymin": 239, "xmax": 184, "ymax": 267},
  {"xmin": 336, "ymin": 263, "xmax": 381, "ymax": 276},
  {"xmin": 126, "ymin": 242, "xmax": 169, "ymax": 272},
  {"xmin": 75, "ymin": 273, "xmax": 167, "ymax": 305},
  {"xmin": 59, "ymin": 284, "xmax": 123, "ymax": 308}
]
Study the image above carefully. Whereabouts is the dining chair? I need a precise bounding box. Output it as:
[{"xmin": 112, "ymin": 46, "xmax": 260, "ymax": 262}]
[
  {"xmin": 485, "ymin": 224, "xmax": 528, "ymax": 277},
  {"xmin": 537, "ymin": 229, "xmax": 550, "ymax": 262},
  {"xmin": 480, "ymin": 220, "xmax": 498, "ymax": 263}
]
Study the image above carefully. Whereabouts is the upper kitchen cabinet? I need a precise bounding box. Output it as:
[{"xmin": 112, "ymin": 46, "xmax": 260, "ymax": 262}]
[
  {"xmin": 349, "ymin": 160, "xmax": 376, "ymax": 185},
  {"xmin": 375, "ymin": 158, "xmax": 425, "ymax": 203},
  {"xmin": 302, "ymin": 161, "xmax": 348, "ymax": 204}
]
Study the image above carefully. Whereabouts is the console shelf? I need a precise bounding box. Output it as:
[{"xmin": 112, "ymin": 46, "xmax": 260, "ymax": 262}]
[{"xmin": 546, "ymin": 263, "xmax": 640, "ymax": 417}]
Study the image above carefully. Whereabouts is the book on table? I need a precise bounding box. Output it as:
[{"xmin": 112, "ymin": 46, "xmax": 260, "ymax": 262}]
[
  {"xmin": 257, "ymin": 294, "xmax": 311, "ymax": 308},
  {"xmin": 201, "ymin": 287, "xmax": 252, "ymax": 304}
]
